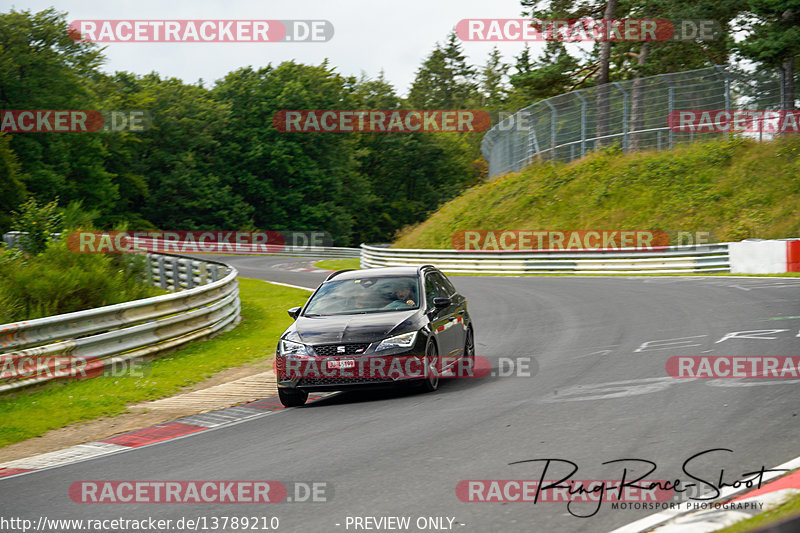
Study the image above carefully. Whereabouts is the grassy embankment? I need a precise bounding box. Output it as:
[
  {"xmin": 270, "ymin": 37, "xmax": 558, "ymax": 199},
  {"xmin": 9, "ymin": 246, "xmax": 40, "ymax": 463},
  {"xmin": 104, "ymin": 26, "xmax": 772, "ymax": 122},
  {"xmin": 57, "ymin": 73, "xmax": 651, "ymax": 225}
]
[{"xmin": 395, "ymin": 136, "xmax": 800, "ymax": 249}]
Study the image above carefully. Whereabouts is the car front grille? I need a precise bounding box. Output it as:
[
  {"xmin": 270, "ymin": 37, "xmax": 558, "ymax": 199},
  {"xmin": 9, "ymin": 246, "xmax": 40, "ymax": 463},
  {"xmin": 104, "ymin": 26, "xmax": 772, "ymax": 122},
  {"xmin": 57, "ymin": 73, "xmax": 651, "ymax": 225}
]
[{"xmin": 312, "ymin": 343, "xmax": 370, "ymax": 357}]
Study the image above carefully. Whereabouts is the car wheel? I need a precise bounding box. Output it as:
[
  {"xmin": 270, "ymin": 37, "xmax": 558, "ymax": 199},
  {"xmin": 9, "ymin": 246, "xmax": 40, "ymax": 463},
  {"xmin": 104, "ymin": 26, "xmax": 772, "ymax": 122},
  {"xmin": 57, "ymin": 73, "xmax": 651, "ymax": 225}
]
[
  {"xmin": 464, "ymin": 327, "xmax": 475, "ymax": 360},
  {"xmin": 278, "ymin": 388, "xmax": 308, "ymax": 407},
  {"xmin": 420, "ymin": 340, "xmax": 439, "ymax": 392},
  {"xmin": 460, "ymin": 326, "xmax": 475, "ymax": 374}
]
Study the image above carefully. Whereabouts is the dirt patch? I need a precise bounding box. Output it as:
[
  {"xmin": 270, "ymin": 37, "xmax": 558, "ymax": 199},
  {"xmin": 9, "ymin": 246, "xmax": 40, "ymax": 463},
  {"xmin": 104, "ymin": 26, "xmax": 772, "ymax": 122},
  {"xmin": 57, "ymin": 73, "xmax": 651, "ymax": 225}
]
[{"xmin": 0, "ymin": 360, "xmax": 277, "ymax": 463}]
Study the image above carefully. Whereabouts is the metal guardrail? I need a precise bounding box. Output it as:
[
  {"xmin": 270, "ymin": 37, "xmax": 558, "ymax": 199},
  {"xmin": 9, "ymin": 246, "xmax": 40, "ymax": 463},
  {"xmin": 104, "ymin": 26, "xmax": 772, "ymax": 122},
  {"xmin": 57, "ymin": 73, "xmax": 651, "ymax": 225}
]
[
  {"xmin": 360, "ymin": 243, "xmax": 730, "ymax": 274},
  {"xmin": 3, "ymin": 231, "xmax": 361, "ymax": 259},
  {"xmin": 0, "ymin": 253, "xmax": 240, "ymax": 393},
  {"xmin": 225, "ymin": 245, "xmax": 360, "ymax": 258},
  {"xmin": 179, "ymin": 245, "xmax": 361, "ymax": 258}
]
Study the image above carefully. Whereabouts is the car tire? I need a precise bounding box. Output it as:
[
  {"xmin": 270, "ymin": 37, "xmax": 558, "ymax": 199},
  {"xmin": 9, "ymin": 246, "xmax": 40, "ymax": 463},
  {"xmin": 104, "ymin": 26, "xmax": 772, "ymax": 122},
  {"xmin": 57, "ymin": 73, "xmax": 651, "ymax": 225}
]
[
  {"xmin": 419, "ymin": 340, "xmax": 439, "ymax": 392},
  {"xmin": 278, "ymin": 388, "xmax": 308, "ymax": 407},
  {"xmin": 461, "ymin": 326, "xmax": 475, "ymax": 374}
]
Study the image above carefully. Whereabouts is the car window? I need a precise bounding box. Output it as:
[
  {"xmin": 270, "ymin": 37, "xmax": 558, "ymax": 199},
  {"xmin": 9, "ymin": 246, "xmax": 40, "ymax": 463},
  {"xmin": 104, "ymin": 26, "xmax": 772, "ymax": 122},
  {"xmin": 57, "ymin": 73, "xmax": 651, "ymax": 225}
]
[
  {"xmin": 304, "ymin": 276, "xmax": 420, "ymax": 316},
  {"xmin": 434, "ymin": 272, "xmax": 456, "ymax": 296},
  {"xmin": 425, "ymin": 272, "xmax": 450, "ymax": 308}
]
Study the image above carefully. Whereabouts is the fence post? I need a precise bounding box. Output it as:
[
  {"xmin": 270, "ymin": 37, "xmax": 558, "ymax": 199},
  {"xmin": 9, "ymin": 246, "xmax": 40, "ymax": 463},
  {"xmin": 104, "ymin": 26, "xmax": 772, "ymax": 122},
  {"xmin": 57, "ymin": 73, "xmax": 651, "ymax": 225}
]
[
  {"xmin": 576, "ymin": 91, "xmax": 587, "ymax": 158},
  {"xmin": 667, "ymin": 78, "xmax": 675, "ymax": 149},
  {"xmin": 528, "ymin": 107, "xmax": 541, "ymax": 158},
  {"xmin": 545, "ymin": 100, "xmax": 557, "ymax": 160},
  {"xmin": 613, "ymin": 82, "xmax": 629, "ymax": 151},
  {"xmin": 716, "ymin": 65, "xmax": 732, "ymax": 139}
]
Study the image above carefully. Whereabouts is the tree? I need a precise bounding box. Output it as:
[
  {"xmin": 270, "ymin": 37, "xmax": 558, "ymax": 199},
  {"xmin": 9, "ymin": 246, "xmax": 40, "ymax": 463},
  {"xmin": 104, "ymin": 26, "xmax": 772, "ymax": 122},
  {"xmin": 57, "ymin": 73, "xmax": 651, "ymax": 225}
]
[
  {"xmin": 509, "ymin": 41, "xmax": 582, "ymax": 106},
  {"xmin": 213, "ymin": 62, "xmax": 367, "ymax": 243},
  {"xmin": 408, "ymin": 32, "xmax": 479, "ymax": 108},
  {"xmin": 0, "ymin": 134, "xmax": 28, "ymax": 234},
  {"xmin": 480, "ymin": 47, "xmax": 509, "ymax": 108},
  {"xmin": 737, "ymin": 0, "xmax": 800, "ymax": 109},
  {"xmin": 0, "ymin": 9, "xmax": 119, "ymax": 218}
]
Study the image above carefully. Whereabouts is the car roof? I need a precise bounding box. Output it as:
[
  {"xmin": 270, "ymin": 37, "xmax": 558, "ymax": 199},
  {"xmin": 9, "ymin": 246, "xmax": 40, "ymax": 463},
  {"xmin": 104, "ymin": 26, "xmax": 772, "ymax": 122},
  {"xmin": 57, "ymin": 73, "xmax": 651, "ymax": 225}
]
[{"xmin": 326, "ymin": 266, "xmax": 432, "ymax": 281}]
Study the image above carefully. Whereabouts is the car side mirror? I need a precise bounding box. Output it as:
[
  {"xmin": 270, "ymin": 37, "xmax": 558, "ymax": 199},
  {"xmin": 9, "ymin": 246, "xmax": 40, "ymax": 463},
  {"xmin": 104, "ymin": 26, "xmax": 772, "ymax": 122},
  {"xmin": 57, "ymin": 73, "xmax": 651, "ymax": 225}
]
[
  {"xmin": 433, "ymin": 297, "xmax": 451, "ymax": 309},
  {"xmin": 287, "ymin": 307, "xmax": 301, "ymax": 319}
]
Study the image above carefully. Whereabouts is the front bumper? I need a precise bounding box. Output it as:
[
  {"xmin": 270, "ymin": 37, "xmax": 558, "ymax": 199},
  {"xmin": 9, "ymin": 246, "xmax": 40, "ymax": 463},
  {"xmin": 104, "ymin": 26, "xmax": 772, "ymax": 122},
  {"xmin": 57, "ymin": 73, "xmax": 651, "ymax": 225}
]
[{"xmin": 276, "ymin": 337, "xmax": 429, "ymax": 392}]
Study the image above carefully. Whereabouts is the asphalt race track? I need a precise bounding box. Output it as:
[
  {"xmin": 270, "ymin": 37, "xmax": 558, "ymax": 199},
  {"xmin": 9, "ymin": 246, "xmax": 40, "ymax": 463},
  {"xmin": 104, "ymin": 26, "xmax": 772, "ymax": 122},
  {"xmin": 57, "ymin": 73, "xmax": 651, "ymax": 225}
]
[{"xmin": 2, "ymin": 255, "xmax": 799, "ymax": 533}]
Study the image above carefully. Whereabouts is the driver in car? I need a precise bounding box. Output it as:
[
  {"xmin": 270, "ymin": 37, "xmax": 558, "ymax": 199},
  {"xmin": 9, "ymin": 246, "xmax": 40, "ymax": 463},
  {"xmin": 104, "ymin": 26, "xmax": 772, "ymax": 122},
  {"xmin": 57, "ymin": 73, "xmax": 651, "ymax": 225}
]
[{"xmin": 384, "ymin": 282, "xmax": 416, "ymax": 309}]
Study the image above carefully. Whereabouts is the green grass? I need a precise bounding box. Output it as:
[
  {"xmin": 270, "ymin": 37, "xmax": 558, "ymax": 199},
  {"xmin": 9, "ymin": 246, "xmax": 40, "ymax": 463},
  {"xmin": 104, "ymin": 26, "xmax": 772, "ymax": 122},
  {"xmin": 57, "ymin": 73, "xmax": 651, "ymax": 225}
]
[
  {"xmin": 0, "ymin": 278, "xmax": 311, "ymax": 448},
  {"xmin": 395, "ymin": 136, "xmax": 800, "ymax": 249},
  {"xmin": 713, "ymin": 491, "xmax": 800, "ymax": 532},
  {"xmin": 315, "ymin": 258, "xmax": 361, "ymax": 270}
]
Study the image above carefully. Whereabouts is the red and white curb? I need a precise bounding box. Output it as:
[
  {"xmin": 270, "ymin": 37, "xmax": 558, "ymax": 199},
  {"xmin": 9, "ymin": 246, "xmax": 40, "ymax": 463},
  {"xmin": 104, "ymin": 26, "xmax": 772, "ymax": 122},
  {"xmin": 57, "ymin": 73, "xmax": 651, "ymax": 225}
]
[
  {"xmin": 610, "ymin": 461, "xmax": 800, "ymax": 533},
  {"xmin": 270, "ymin": 260, "xmax": 332, "ymax": 273},
  {"xmin": 0, "ymin": 394, "xmax": 325, "ymax": 480}
]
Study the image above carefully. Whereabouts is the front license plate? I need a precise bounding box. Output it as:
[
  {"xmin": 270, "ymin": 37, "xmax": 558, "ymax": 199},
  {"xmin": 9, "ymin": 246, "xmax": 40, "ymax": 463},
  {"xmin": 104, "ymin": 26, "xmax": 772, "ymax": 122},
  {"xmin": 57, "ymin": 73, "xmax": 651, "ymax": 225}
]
[{"xmin": 327, "ymin": 359, "xmax": 355, "ymax": 370}]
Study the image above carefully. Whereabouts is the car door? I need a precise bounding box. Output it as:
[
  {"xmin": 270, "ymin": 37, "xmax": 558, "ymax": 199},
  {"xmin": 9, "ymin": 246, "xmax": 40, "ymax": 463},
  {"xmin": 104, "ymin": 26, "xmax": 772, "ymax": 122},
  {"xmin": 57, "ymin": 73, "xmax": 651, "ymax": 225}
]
[
  {"xmin": 424, "ymin": 271, "xmax": 459, "ymax": 360},
  {"xmin": 437, "ymin": 272, "xmax": 468, "ymax": 358}
]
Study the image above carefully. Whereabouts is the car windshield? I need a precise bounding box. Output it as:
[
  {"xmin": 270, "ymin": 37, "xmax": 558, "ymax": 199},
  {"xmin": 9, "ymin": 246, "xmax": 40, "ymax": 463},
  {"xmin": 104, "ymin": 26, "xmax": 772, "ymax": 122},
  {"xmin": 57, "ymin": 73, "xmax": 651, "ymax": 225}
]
[{"xmin": 304, "ymin": 276, "xmax": 421, "ymax": 316}]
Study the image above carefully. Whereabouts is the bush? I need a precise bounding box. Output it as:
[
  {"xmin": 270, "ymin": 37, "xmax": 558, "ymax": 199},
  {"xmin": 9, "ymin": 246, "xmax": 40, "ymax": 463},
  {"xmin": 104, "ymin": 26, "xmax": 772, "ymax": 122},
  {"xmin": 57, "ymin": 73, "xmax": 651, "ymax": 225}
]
[
  {"xmin": 0, "ymin": 239, "xmax": 162, "ymax": 323},
  {"xmin": 11, "ymin": 198, "xmax": 63, "ymax": 255}
]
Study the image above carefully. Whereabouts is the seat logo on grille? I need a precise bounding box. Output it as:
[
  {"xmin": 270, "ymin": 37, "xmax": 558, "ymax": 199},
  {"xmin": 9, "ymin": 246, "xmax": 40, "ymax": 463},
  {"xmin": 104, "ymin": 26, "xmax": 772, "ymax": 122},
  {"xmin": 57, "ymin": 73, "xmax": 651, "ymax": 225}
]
[{"xmin": 337, "ymin": 346, "xmax": 346, "ymax": 353}]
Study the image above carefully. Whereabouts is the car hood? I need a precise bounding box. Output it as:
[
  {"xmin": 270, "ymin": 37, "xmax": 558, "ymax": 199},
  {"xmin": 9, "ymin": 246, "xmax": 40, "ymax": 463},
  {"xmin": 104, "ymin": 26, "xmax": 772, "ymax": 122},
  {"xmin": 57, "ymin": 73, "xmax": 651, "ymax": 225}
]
[{"xmin": 290, "ymin": 311, "xmax": 419, "ymax": 345}]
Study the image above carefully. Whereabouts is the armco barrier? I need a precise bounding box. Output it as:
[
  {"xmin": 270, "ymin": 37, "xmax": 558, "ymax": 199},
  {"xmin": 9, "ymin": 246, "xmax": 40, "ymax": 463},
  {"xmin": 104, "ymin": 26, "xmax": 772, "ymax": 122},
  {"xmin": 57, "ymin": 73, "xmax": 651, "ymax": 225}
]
[
  {"xmin": 4, "ymin": 231, "xmax": 361, "ymax": 259},
  {"xmin": 360, "ymin": 243, "xmax": 731, "ymax": 274},
  {"xmin": 0, "ymin": 253, "xmax": 240, "ymax": 393}
]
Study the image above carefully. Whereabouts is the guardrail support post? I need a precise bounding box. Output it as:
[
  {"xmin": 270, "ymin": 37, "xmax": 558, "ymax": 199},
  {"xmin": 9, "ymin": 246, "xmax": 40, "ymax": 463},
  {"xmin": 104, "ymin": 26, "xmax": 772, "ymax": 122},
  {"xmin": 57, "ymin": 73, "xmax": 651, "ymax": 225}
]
[
  {"xmin": 199, "ymin": 262, "xmax": 208, "ymax": 285},
  {"xmin": 185, "ymin": 259, "xmax": 194, "ymax": 289},
  {"xmin": 157, "ymin": 256, "xmax": 167, "ymax": 290},
  {"xmin": 171, "ymin": 257, "xmax": 181, "ymax": 290}
]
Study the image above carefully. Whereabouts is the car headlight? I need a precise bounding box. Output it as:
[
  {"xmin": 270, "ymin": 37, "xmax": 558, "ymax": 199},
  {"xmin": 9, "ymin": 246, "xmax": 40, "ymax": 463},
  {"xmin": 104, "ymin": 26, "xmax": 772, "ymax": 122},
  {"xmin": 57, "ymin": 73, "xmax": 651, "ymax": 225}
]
[
  {"xmin": 375, "ymin": 331, "xmax": 418, "ymax": 352},
  {"xmin": 280, "ymin": 339, "xmax": 313, "ymax": 357}
]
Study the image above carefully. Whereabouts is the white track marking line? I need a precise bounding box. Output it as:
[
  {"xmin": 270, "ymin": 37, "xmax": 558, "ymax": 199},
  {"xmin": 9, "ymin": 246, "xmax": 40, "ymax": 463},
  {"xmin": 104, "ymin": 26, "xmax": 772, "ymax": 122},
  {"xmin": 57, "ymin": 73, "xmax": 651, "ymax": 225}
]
[{"xmin": 266, "ymin": 280, "xmax": 315, "ymax": 291}]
